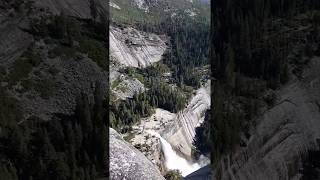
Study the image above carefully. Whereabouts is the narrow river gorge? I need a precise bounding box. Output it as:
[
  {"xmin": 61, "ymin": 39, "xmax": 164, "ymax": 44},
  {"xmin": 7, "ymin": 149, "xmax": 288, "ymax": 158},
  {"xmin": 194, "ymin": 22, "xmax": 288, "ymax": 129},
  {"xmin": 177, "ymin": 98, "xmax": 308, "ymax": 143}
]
[
  {"xmin": 125, "ymin": 81, "xmax": 211, "ymax": 177},
  {"xmin": 109, "ymin": 20, "xmax": 210, "ymax": 178}
]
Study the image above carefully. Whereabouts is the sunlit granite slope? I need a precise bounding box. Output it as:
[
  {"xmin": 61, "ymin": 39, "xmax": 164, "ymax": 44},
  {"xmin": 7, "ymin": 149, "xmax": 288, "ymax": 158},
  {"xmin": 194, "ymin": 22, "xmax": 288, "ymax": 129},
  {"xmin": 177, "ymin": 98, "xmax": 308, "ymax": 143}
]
[
  {"xmin": 110, "ymin": 128, "xmax": 165, "ymax": 180},
  {"xmin": 109, "ymin": 26, "xmax": 167, "ymax": 68}
]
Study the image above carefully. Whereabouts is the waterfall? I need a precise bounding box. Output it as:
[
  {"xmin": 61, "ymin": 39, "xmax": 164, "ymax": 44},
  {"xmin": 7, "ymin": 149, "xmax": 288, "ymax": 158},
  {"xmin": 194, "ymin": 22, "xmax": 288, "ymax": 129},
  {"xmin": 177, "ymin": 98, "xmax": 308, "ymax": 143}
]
[{"xmin": 147, "ymin": 130, "xmax": 200, "ymax": 177}]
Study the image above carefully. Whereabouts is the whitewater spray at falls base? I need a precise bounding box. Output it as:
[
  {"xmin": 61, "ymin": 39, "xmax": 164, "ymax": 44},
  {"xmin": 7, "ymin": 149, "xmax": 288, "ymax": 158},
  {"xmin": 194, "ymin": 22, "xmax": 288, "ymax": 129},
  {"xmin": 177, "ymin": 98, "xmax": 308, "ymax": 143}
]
[{"xmin": 147, "ymin": 131, "xmax": 200, "ymax": 177}]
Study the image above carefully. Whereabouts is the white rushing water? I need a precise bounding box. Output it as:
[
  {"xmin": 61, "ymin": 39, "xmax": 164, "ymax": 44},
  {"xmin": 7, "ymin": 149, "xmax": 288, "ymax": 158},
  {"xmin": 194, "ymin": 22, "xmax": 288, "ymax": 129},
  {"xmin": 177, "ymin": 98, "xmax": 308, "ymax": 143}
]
[{"xmin": 147, "ymin": 131, "xmax": 200, "ymax": 177}]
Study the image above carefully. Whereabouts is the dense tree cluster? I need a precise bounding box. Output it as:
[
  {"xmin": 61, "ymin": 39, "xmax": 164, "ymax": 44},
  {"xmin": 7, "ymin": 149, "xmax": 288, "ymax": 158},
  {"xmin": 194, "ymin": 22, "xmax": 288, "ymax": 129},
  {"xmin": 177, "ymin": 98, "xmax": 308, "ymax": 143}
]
[
  {"xmin": 212, "ymin": 0, "xmax": 320, "ymax": 164},
  {"xmin": 110, "ymin": 12, "xmax": 210, "ymax": 133},
  {"xmin": 213, "ymin": 0, "xmax": 320, "ymax": 85},
  {"xmin": 110, "ymin": 77, "xmax": 187, "ymax": 133},
  {"xmin": 301, "ymin": 150, "xmax": 320, "ymax": 180},
  {"xmin": 133, "ymin": 16, "xmax": 210, "ymax": 88},
  {"xmin": 147, "ymin": 78, "xmax": 187, "ymax": 113},
  {"xmin": 30, "ymin": 14, "xmax": 108, "ymax": 70},
  {"xmin": 0, "ymin": 83, "xmax": 107, "ymax": 180},
  {"xmin": 162, "ymin": 18, "xmax": 210, "ymax": 88},
  {"xmin": 110, "ymin": 92, "xmax": 154, "ymax": 133}
]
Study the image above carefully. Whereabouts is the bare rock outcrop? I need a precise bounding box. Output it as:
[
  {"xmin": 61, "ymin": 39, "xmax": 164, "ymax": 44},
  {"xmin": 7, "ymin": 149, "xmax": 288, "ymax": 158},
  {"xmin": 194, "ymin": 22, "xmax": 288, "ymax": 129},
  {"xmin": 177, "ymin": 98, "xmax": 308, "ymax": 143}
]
[
  {"xmin": 162, "ymin": 81, "xmax": 211, "ymax": 157},
  {"xmin": 217, "ymin": 58, "xmax": 320, "ymax": 180},
  {"xmin": 112, "ymin": 76, "xmax": 145, "ymax": 100},
  {"xmin": 109, "ymin": 26, "xmax": 167, "ymax": 68},
  {"xmin": 127, "ymin": 81, "xmax": 211, "ymax": 174},
  {"xmin": 110, "ymin": 128, "xmax": 165, "ymax": 180},
  {"xmin": 33, "ymin": 0, "xmax": 108, "ymax": 19},
  {"xmin": 129, "ymin": 108, "xmax": 176, "ymax": 173}
]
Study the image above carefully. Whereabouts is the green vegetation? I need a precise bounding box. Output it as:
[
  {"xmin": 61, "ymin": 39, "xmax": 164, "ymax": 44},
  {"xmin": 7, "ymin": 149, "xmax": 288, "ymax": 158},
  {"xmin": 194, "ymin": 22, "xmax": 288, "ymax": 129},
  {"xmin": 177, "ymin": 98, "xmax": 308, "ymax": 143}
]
[
  {"xmin": 49, "ymin": 45, "xmax": 77, "ymax": 59},
  {"xmin": 164, "ymin": 170, "xmax": 183, "ymax": 180},
  {"xmin": 33, "ymin": 79, "xmax": 56, "ymax": 99},
  {"xmin": 212, "ymin": 0, "xmax": 320, "ymax": 166},
  {"xmin": 147, "ymin": 78, "xmax": 187, "ymax": 113},
  {"xmin": 110, "ymin": 0, "xmax": 154, "ymax": 25},
  {"xmin": 31, "ymin": 14, "xmax": 107, "ymax": 71},
  {"xmin": 157, "ymin": 17, "xmax": 209, "ymax": 88},
  {"xmin": 123, "ymin": 132, "xmax": 135, "ymax": 142},
  {"xmin": 111, "ymin": 0, "xmax": 210, "ymax": 88},
  {"xmin": 0, "ymin": 66, "xmax": 7, "ymax": 81},
  {"xmin": 0, "ymin": 87, "xmax": 22, "ymax": 127},
  {"xmin": 7, "ymin": 49, "xmax": 41, "ymax": 87},
  {"xmin": 301, "ymin": 149, "xmax": 320, "ymax": 180},
  {"xmin": 110, "ymin": 0, "xmax": 209, "ymax": 26},
  {"xmin": 79, "ymin": 38, "xmax": 108, "ymax": 70},
  {"xmin": 0, "ymin": 83, "xmax": 107, "ymax": 180},
  {"xmin": 110, "ymin": 92, "xmax": 154, "ymax": 133},
  {"xmin": 110, "ymin": 11, "xmax": 210, "ymax": 132},
  {"xmin": 111, "ymin": 77, "xmax": 122, "ymax": 89},
  {"xmin": 110, "ymin": 78, "xmax": 187, "ymax": 133}
]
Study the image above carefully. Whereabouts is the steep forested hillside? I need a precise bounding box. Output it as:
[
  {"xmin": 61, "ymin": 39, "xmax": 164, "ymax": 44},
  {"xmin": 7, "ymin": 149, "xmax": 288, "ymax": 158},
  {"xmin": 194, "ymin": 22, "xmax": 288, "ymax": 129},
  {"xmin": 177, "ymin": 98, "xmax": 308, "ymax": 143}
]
[
  {"xmin": 0, "ymin": 0, "xmax": 108, "ymax": 179},
  {"xmin": 212, "ymin": 0, "xmax": 320, "ymax": 179},
  {"xmin": 109, "ymin": 0, "xmax": 210, "ymax": 134}
]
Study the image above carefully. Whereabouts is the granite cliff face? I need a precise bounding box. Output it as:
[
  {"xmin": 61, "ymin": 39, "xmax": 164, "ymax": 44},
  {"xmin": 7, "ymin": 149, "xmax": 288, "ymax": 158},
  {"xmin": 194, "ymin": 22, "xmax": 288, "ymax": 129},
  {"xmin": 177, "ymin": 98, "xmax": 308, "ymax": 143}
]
[
  {"xmin": 162, "ymin": 81, "xmax": 211, "ymax": 157},
  {"xmin": 217, "ymin": 58, "xmax": 320, "ymax": 180},
  {"xmin": 109, "ymin": 25, "xmax": 167, "ymax": 100},
  {"xmin": 109, "ymin": 26, "xmax": 167, "ymax": 68},
  {"xmin": 110, "ymin": 128, "xmax": 165, "ymax": 180},
  {"xmin": 112, "ymin": 75, "xmax": 145, "ymax": 100},
  {"xmin": 129, "ymin": 108, "xmax": 176, "ymax": 173},
  {"xmin": 127, "ymin": 81, "xmax": 211, "ymax": 175}
]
